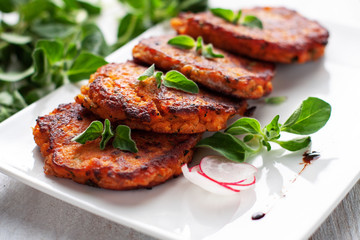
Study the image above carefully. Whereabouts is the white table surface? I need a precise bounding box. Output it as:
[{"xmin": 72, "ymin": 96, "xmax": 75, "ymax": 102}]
[{"xmin": 1, "ymin": 0, "xmax": 360, "ymax": 239}]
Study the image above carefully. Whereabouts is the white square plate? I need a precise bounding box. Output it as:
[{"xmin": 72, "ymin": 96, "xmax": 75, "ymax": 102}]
[{"xmin": 1, "ymin": 3, "xmax": 360, "ymax": 239}]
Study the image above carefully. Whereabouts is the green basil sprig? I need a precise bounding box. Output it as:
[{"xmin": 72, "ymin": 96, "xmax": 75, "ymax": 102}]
[
  {"xmin": 167, "ymin": 35, "xmax": 224, "ymax": 59},
  {"xmin": 210, "ymin": 8, "xmax": 263, "ymax": 29},
  {"xmin": 138, "ymin": 64, "xmax": 199, "ymax": 94},
  {"xmin": 72, "ymin": 119, "xmax": 138, "ymax": 153},
  {"xmin": 265, "ymin": 96, "xmax": 287, "ymax": 105},
  {"xmin": 197, "ymin": 97, "xmax": 331, "ymax": 162}
]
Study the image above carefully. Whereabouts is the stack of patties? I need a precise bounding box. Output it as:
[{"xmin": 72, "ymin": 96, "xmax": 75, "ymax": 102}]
[{"xmin": 33, "ymin": 6, "xmax": 328, "ymax": 190}]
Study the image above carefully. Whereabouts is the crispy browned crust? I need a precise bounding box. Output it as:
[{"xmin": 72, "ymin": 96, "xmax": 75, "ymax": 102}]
[
  {"xmin": 171, "ymin": 7, "xmax": 329, "ymax": 63},
  {"xmin": 75, "ymin": 61, "xmax": 248, "ymax": 134},
  {"xmin": 132, "ymin": 35, "xmax": 275, "ymax": 99},
  {"xmin": 33, "ymin": 102, "xmax": 202, "ymax": 190}
]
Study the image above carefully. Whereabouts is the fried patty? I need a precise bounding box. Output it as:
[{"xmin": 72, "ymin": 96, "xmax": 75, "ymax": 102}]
[
  {"xmin": 171, "ymin": 7, "xmax": 329, "ymax": 63},
  {"xmin": 33, "ymin": 102, "xmax": 202, "ymax": 190},
  {"xmin": 75, "ymin": 61, "xmax": 248, "ymax": 134},
  {"xmin": 133, "ymin": 35, "xmax": 275, "ymax": 99}
]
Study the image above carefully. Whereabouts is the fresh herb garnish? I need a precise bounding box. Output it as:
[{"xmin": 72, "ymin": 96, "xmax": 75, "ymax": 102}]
[
  {"xmin": 197, "ymin": 97, "xmax": 331, "ymax": 162},
  {"xmin": 99, "ymin": 119, "xmax": 114, "ymax": 150},
  {"xmin": 113, "ymin": 125, "xmax": 138, "ymax": 153},
  {"xmin": 210, "ymin": 8, "xmax": 235, "ymax": 23},
  {"xmin": 0, "ymin": 0, "xmax": 208, "ymax": 123},
  {"xmin": 114, "ymin": 0, "xmax": 208, "ymax": 49},
  {"xmin": 138, "ymin": 64, "xmax": 199, "ymax": 94},
  {"xmin": 265, "ymin": 96, "xmax": 287, "ymax": 105},
  {"xmin": 168, "ymin": 35, "xmax": 224, "ymax": 59},
  {"xmin": 72, "ymin": 120, "xmax": 138, "ymax": 153},
  {"xmin": 137, "ymin": 64, "xmax": 156, "ymax": 81},
  {"xmin": 0, "ymin": 1, "xmax": 109, "ymax": 122},
  {"xmin": 167, "ymin": 35, "xmax": 195, "ymax": 49},
  {"xmin": 210, "ymin": 8, "xmax": 263, "ymax": 29},
  {"xmin": 242, "ymin": 15, "xmax": 263, "ymax": 29}
]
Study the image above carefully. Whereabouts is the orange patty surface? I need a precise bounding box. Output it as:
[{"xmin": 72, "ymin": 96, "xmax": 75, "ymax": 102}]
[
  {"xmin": 133, "ymin": 35, "xmax": 275, "ymax": 99},
  {"xmin": 33, "ymin": 102, "xmax": 202, "ymax": 190},
  {"xmin": 171, "ymin": 7, "xmax": 329, "ymax": 63},
  {"xmin": 75, "ymin": 61, "xmax": 248, "ymax": 134}
]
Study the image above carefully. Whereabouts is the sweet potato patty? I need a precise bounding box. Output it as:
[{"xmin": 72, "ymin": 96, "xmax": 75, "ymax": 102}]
[
  {"xmin": 133, "ymin": 35, "xmax": 275, "ymax": 99},
  {"xmin": 33, "ymin": 102, "xmax": 202, "ymax": 190},
  {"xmin": 75, "ymin": 61, "xmax": 248, "ymax": 134},
  {"xmin": 171, "ymin": 7, "xmax": 329, "ymax": 63}
]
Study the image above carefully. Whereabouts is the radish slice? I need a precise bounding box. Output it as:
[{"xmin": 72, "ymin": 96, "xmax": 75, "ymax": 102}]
[
  {"xmin": 181, "ymin": 156, "xmax": 257, "ymax": 195},
  {"xmin": 181, "ymin": 164, "xmax": 238, "ymax": 195},
  {"xmin": 199, "ymin": 156, "xmax": 257, "ymax": 184}
]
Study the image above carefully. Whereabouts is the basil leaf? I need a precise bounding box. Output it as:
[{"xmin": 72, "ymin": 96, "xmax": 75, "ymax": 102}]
[
  {"xmin": 265, "ymin": 96, "xmax": 287, "ymax": 105},
  {"xmin": 100, "ymin": 119, "xmax": 114, "ymax": 150},
  {"xmin": 264, "ymin": 115, "xmax": 281, "ymax": 140},
  {"xmin": 77, "ymin": 0, "xmax": 101, "ymax": 15},
  {"xmin": 196, "ymin": 36, "xmax": 203, "ymax": 54},
  {"xmin": 274, "ymin": 137, "xmax": 311, "ymax": 151},
  {"xmin": 0, "ymin": 66, "xmax": 34, "ymax": 82},
  {"xmin": 196, "ymin": 132, "xmax": 249, "ymax": 162},
  {"xmin": 0, "ymin": 0, "xmax": 14, "ymax": 13},
  {"xmin": 31, "ymin": 48, "xmax": 51, "ymax": 85},
  {"xmin": 67, "ymin": 52, "xmax": 108, "ymax": 82},
  {"xmin": 0, "ymin": 33, "xmax": 32, "ymax": 45},
  {"xmin": 20, "ymin": 0, "xmax": 50, "ymax": 22},
  {"xmin": 138, "ymin": 64, "xmax": 155, "ymax": 81},
  {"xmin": 11, "ymin": 90, "xmax": 27, "ymax": 109},
  {"xmin": 0, "ymin": 92, "xmax": 13, "ymax": 106},
  {"xmin": 210, "ymin": 8, "xmax": 234, "ymax": 22},
  {"xmin": 233, "ymin": 10, "xmax": 242, "ymax": 24},
  {"xmin": 163, "ymin": 70, "xmax": 199, "ymax": 94},
  {"xmin": 115, "ymin": 13, "xmax": 146, "ymax": 48},
  {"xmin": 112, "ymin": 125, "xmax": 138, "ymax": 153},
  {"xmin": 72, "ymin": 120, "xmax": 103, "ymax": 144},
  {"xmin": 65, "ymin": 43, "xmax": 78, "ymax": 60},
  {"xmin": 225, "ymin": 117, "xmax": 261, "ymax": 135},
  {"xmin": 154, "ymin": 71, "xmax": 163, "ymax": 88},
  {"xmin": 202, "ymin": 44, "xmax": 224, "ymax": 59},
  {"xmin": 36, "ymin": 40, "xmax": 64, "ymax": 65},
  {"xmin": 31, "ymin": 23, "xmax": 77, "ymax": 39},
  {"xmin": 281, "ymin": 97, "xmax": 331, "ymax": 135},
  {"xmin": 262, "ymin": 140, "xmax": 271, "ymax": 151},
  {"xmin": 81, "ymin": 23, "xmax": 110, "ymax": 56},
  {"xmin": 243, "ymin": 134, "xmax": 254, "ymax": 142},
  {"xmin": 242, "ymin": 15, "xmax": 263, "ymax": 29},
  {"xmin": 167, "ymin": 35, "xmax": 195, "ymax": 49}
]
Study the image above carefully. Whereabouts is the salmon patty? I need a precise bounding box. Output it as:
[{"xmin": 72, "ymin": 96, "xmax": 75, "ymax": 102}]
[
  {"xmin": 133, "ymin": 35, "xmax": 275, "ymax": 99},
  {"xmin": 171, "ymin": 7, "xmax": 329, "ymax": 63},
  {"xmin": 75, "ymin": 61, "xmax": 248, "ymax": 134},
  {"xmin": 33, "ymin": 102, "xmax": 202, "ymax": 190}
]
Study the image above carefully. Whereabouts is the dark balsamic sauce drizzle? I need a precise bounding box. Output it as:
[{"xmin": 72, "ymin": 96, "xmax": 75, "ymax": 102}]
[
  {"xmin": 303, "ymin": 151, "xmax": 321, "ymax": 164},
  {"xmin": 251, "ymin": 150, "xmax": 320, "ymax": 221},
  {"xmin": 251, "ymin": 212, "xmax": 265, "ymax": 220}
]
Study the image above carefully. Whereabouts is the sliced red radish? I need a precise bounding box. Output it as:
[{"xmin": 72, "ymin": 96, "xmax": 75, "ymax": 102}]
[
  {"xmin": 181, "ymin": 156, "xmax": 257, "ymax": 195},
  {"xmin": 181, "ymin": 164, "xmax": 238, "ymax": 195},
  {"xmin": 199, "ymin": 156, "xmax": 257, "ymax": 184}
]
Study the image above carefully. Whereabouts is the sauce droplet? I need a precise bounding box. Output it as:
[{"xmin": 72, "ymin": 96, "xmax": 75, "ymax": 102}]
[
  {"xmin": 303, "ymin": 151, "xmax": 320, "ymax": 164},
  {"xmin": 251, "ymin": 212, "xmax": 265, "ymax": 220}
]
